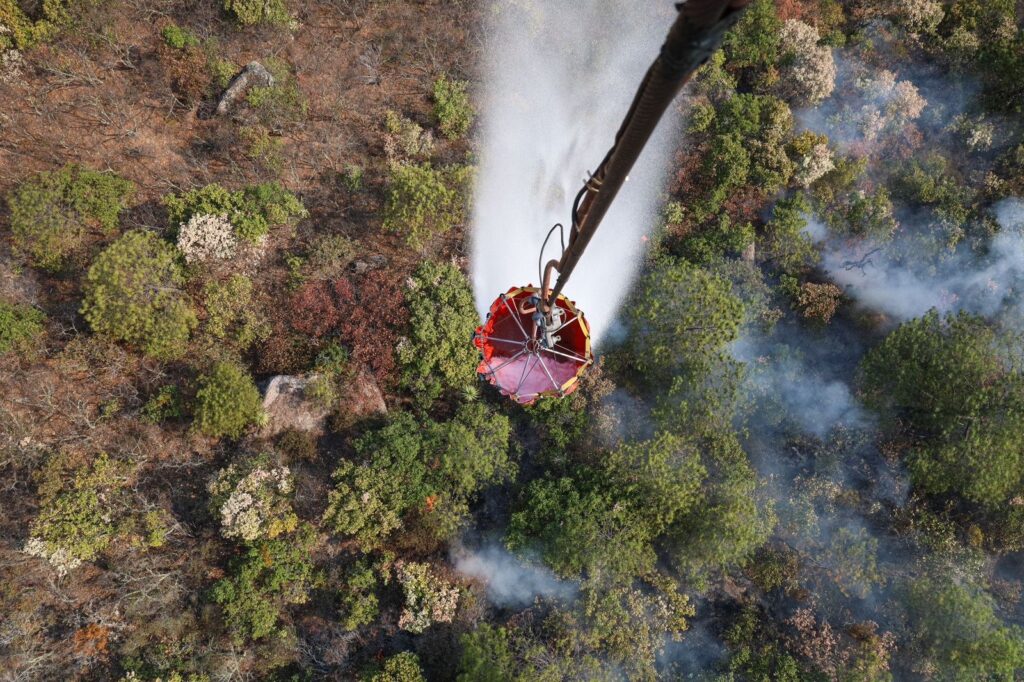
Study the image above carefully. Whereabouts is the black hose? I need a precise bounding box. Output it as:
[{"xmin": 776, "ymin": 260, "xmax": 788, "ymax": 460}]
[
  {"xmin": 537, "ymin": 222, "xmax": 565, "ymax": 290},
  {"xmin": 544, "ymin": 0, "xmax": 748, "ymax": 310}
]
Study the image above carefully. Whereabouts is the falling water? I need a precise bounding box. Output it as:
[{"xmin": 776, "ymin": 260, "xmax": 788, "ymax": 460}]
[{"xmin": 471, "ymin": 0, "xmax": 682, "ymax": 343}]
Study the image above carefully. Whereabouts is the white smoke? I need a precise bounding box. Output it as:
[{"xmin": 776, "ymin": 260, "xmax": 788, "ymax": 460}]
[
  {"xmin": 732, "ymin": 331, "xmax": 870, "ymax": 439},
  {"xmin": 471, "ymin": 0, "xmax": 682, "ymax": 343},
  {"xmin": 453, "ymin": 544, "xmax": 577, "ymax": 607},
  {"xmin": 819, "ymin": 198, "xmax": 1024, "ymax": 322}
]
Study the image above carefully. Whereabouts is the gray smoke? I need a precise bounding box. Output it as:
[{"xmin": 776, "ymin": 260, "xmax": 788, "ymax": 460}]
[
  {"xmin": 817, "ymin": 198, "xmax": 1024, "ymax": 322},
  {"xmin": 733, "ymin": 333, "xmax": 869, "ymax": 438},
  {"xmin": 453, "ymin": 544, "xmax": 578, "ymax": 608},
  {"xmin": 470, "ymin": 0, "xmax": 681, "ymax": 343}
]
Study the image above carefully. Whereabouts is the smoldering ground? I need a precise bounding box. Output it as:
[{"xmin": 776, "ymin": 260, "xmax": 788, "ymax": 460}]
[{"xmin": 813, "ymin": 198, "xmax": 1024, "ymax": 325}]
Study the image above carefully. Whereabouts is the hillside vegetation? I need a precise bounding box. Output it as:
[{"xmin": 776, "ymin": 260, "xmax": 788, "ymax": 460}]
[{"xmin": 2, "ymin": 0, "xmax": 1024, "ymax": 680}]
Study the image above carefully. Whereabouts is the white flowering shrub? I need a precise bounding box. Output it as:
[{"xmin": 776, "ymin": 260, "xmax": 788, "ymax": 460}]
[
  {"xmin": 776, "ymin": 20, "xmax": 836, "ymax": 107},
  {"xmin": 795, "ymin": 142, "xmax": 834, "ymax": 187},
  {"xmin": 966, "ymin": 122, "xmax": 995, "ymax": 152},
  {"xmin": 23, "ymin": 536, "xmax": 82, "ymax": 576},
  {"xmin": 853, "ymin": 70, "xmax": 927, "ymax": 141},
  {"xmin": 887, "ymin": 81, "xmax": 927, "ymax": 127},
  {"xmin": 395, "ymin": 561, "xmax": 459, "ymax": 634},
  {"xmin": 208, "ymin": 458, "xmax": 298, "ymax": 543},
  {"xmin": 0, "ymin": 48, "xmax": 24, "ymax": 84},
  {"xmin": 176, "ymin": 213, "xmax": 238, "ymax": 264},
  {"xmin": 383, "ymin": 110, "xmax": 434, "ymax": 162},
  {"xmin": 790, "ymin": 132, "xmax": 835, "ymax": 188},
  {"xmin": 950, "ymin": 115, "xmax": 995, "ymax": 152}
]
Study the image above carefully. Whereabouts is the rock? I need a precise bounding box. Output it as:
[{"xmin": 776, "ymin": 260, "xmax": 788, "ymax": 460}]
[
  {"xmin": 721, "ymin": 575, "xmax": 747, "ymax": 601},
  {"xmin": 260, "ymin": 369, "xmax": 386, "ymax": 436},
  {"xmin": 741, "ymin": 242, "xmax": 756, "ymax": 263},
  {"xmin": 215, "ymin": 61, "xmax": 274, "ymax": 116},
  {"xmin": 260, "ymin": 374, "xmax": 329, "ymax": 437},
  {"xmin": 338, "ymin": 367, "xmax": 387, "ymax": 421},
  {"xmin": 350, "ymin": 255, "xmax": 388, "ymax": 274}
]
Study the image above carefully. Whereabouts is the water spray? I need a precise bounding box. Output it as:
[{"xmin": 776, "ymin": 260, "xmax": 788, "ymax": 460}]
[{"xmin": 473, "ymin": 0, "xmax": 751, "ymax": 405}]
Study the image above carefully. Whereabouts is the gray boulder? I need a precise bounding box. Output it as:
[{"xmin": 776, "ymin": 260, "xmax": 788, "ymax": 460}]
[
  {"xmin": 260, "ymin": 374, "xmax": 329, "ymax": 437},
  {"xmin": 216, "ymin": 61, "xmax": 274, "ymax": 116}
]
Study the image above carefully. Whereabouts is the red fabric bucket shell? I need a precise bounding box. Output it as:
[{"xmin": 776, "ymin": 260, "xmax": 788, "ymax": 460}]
[{"xmin": 474, "ymin": 286, "xmax": 593, "ymax": 405}]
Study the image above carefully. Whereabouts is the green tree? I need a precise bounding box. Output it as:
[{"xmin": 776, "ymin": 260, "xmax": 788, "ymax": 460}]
[
  {"xmin": 8, "ymin": 164, "xmax": 134, "ymax": 271},
  {"xmin": 760, "ymin": 193, "xmax": 819, "ymax": 273},
  {"xmin": 164, "ymin": 182, "xmax": 306, "ymax": 243},
  {"xmin": 382, "ymin": 162, "xmax": 472, "ymax": 248},
  {"xmin": 323, "ymin": 405, "xmax": 511, "ymax": 546},
  {"xmin": 367, "ymin": 652, "xmax": 426, "ymax": 682},
  {"xmin": 81, "ymin": 230, "xmax": 197, "ymax": 359},
  {"xmin": 669, "ymin": 431, "xmax": 776, "ymax": 581},
  {"xmin": 458, "ymin": 624, "xmax": 516, "ymax": 682},
  {"xmin": 193, "ymin": 361, "xmax": 264, "ymax": 438},
  {"xmin": 398, "ymin": 260, "xmax": 480, "ymax": 406},
  {"xmin": 568, "ymin": 579, "xmax": 692, "ymax": 681},
  {"xmin": 718, "ymin": 94, "xmax": 794, "ymax": 191},
  {"xmin": 622, "ymin": 259, "xmax": 743, "ymax": 381},
  {"xmin": 676, "ymin": 212, "xmax": 754, "ymax": 264},
  {"xmin": 723, "ymin": 604, "xmax": 807, "ymax": 682},
  {"xmin": 0, "ymin": 301, "xmax": 45, "ymax": 356},
  {"xmin": 322, "ymin": 413, "xmax": 430, "ymax": 547},
  {"xmin": 699, "ymin": 132, "xmax": 750, "ymax": 220},
  {"xmin": 209, "ymin": 525, "xmax": 320, "ymax": 643},
  {"xmin": 0, "ymin": 0, "xmax": 53, "ymax": 49},
  {"xmin": 722, "ymin": 0, "xmax": 782, "ymax": 87},
  {"xmin": 202, "ymin": 275, "xmax": 269, "ymax": 350},
  {"xmin": 507, "ymin": 474, "xmax": 657, "ymax": 580},
  {"xmin": 860, "ymin": 311, "xmax": 1024, "ymax": 507},
  {"xmin": 223, "ymin": 0, "xmax": 290, "ymax": 25},
  {"xmin": 904, "ymin": 573, "xmax": 1024, "ymax": 680},
  {"xmin": 692, "ymin": 93, "xmax": 795, "ymax": 220},
  {"xmin": 602, "ymin": 433, "xmax": 706, "ymax": 533},
  {"xmin": 339, "ymin": 560, "xmax": 380, "ymax": 631},
  {"xmin": 429, "ymin": 402, "xmax": 513, "ymax": 509},
  {"xmin": 24, "ymin": 453, "xmax": 130, "ymax": 576},
  {"xmin": 433, "ymin": 74, "xmax": 474, "ymax": 139},
  {"xmin": 161, "ymin": 24, "xmax": 198, "ymax": 49}
]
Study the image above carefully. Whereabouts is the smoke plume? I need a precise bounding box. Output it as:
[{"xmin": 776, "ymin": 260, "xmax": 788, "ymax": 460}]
[
  {"xmin": 817, "ymin": 198, "xmax": 1024, "ymax": 323},
  {"xmin": 453, "ymin": 543, "xmax": 577, "ymax": 608}
]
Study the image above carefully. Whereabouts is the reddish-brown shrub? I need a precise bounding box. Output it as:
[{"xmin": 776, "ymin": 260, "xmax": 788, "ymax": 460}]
[
  {"xmin": 72, "ymin": 623, "xmax": 110, "ymax": 661},
  {"xmin": 776, "ymin": 0, "xmax": 808, "ymax": 21},
  {"xmin": 289, "ymin": 279, "xmax": 354, "ymax": 339},
  {"xmin": 162, "ymin": 47, "xmax": 209, "ymax": 105},
  {"xmin": 796, "ymin": 281, "xmax": 843, "ymax": 324},
  {"xmin": 257, "ymin": 319, "xmax": 315, "ymax": 375},
  {"xmin": 258, "ymin": 275, "xmax": 405, "ymax": 379},
  {"xmin": 340, "ymin": 270, "xmax": 408, "ymax": 383}
]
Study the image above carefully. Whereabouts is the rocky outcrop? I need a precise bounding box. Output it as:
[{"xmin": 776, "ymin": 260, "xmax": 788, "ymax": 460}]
[
  {"xmin": 260, "ymin": 368, "xmax": 386, "ymax": 437},
  {"xmin": 339, "ymin": 367, "xmax": 387, "ymax": 421},
  {"xmin": 260, "ymin": 374, "xmax": 329, "ymax": 437},
  {"xmin": 216, "ymin": 61, "xmax": 274, "ymax": 116}
]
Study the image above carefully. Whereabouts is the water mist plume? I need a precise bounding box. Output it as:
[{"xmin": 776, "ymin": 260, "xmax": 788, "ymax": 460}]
[{"xmin": 470, "ymin": 0, "xmax": 681, "ymax": 343}]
